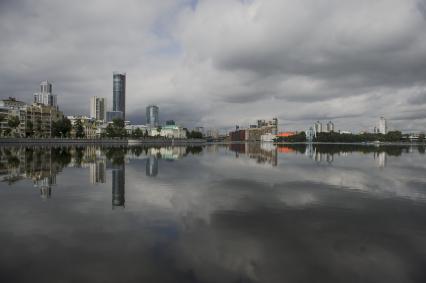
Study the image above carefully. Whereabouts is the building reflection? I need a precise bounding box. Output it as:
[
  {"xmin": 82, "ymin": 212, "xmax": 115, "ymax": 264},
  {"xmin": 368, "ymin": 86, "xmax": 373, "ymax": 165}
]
[
  {"xmin": 111, "ymin": 165, "xmax": 125, "ymax": 208},
  {"xmin": 0, "ymin": 145, "xmax": 203, "ymax": 204},
  {"xmin": 0, "ymin": 147, "xmax": 66, "ymax": 198},
  {"xmin": 90, "ymin": 161, "xmax": 106, "ymax": 184},
  {"xmin": 374, "ymin": 151, "xmax": 387, "ymax": 168},
  {"xmin": 229, "ymin": 143, "xmax": 277, "ymax": 166},
  {"xmin": 146, "ymin": 155, "xmax": 158, "ymax": 177}
]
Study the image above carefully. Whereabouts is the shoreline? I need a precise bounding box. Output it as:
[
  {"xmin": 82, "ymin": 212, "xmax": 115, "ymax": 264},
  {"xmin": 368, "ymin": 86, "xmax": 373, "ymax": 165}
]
[
  {"xmin": 0, "ymin": 138, "xmax": 424, "ymax": 147},
  {"xmin": 0, "ymin": 138, "xmax": 206, "ymax": 146}
]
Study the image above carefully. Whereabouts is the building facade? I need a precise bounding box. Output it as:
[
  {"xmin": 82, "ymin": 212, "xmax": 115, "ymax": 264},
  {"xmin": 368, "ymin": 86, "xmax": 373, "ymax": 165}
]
[
  {"xmin": 379, "ymin": 117, "xmax": 387, "ymax": 134},
  {"xmin": 90, "ymin": 96, "xmax": 106, "ymax": 121},
  {"xmin": 326, "ymin": 121, "xmax": 334, "ymax": 132},
  {"xmin": 146, "ymin": 105, "xmax": 159, "ymax": 127},
  {"xmin": 26, "ymin": 104, "xmax": 63, "ymax": 138},
  {"xmin": 229, "ymin": 118, "xmax": 278, "ymax": 142},
  {"xmin": 113, "ymin": 72, "xmax": 126, "ymax": 119},
  {"xmin": 314, "ymin": 121, "xmax": 323, "ymax": 134},
  {"xmin": 34, "ymin": 81, "xmax": 58, "ymax": 108},
  {"xmin": 106, "ymin": 111, "xmax": 123, "ymax": 122}
]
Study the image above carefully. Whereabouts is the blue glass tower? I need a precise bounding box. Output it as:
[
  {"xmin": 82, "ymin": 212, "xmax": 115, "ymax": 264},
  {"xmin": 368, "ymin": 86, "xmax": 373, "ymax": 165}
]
[
  {"xmin": 146, "ymin": 105, "xmax": 159, "ymax": 127},
  {"xmin": 113, "ymin": 72, "xmax": 126, "ymax": 120}
]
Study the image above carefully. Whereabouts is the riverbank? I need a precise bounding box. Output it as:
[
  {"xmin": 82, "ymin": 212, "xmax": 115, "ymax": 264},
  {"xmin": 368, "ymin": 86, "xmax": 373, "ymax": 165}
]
[
  {"xmin": 0, "ymin": 138, "xmax": 206, "ymax": 146},
  {"xmin": 0, "ymin": 139, "xmax": 424, "ymax": 147}
]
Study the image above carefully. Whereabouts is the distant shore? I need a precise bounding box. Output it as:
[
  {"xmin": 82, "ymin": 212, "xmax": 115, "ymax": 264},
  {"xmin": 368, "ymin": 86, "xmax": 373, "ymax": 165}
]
[
  {"xmin": 0, "ymin": 138, "xmax": 206, "ymax": 146},
  {"xmin": 0, "ymin": 138, "xmax": 424, "ymax": 147}
]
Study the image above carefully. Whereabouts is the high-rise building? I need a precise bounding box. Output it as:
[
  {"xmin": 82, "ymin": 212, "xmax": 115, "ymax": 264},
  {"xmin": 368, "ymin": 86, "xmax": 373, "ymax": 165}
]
[
  {"xmin": 34, "ymin": 80, "xmax": 58, "ymax": 108},
  {"xmin": 379, "ymin": 117, "xmax": 387, "ymax": 134},
  {"xmin": 314, "ymin": 121, "xmax": 322, "ymax": 134},
  {"xmin": 106, "ymin": 111, "xmax": 123, "ymax": 122},
  {"xmin": 113, "ymin": 72, "xmax": 126, "ymax": 119},
  {"xmin": 326, "ymin": 121, "xmax": 334, "ymax": 132},
  {"xmin": 146, "ymin": 105, "xmax": 159, "ymax": 127},
  {"xmin": 90, "ymin": 96, "xmax": 106, "ymax": 121}
]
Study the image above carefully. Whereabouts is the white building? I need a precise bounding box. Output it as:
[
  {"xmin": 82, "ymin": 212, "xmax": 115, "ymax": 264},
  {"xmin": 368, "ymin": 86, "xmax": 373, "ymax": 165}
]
[
  {"xmin": 314, "ymin": 121, "xmax": 322, "ymax": 134},
  {"xmin": 90, "ymin": 96, "xmax": 106, "ymax": 121},
  {"xmin": 150, "ymin": 125, "xmax": 186, "ymax": 139},
  {"xmin": 260, "ymin": 133, "xmax": 276, "ymax": 142},
  {"xmin": 379, "ymin": 117, "xmax": 387, "ymax": 134},
  {"xmin": 326, "ymin": 121, "xmax": 334, "ymax": 132},
  {"xmin": 306, "ymin": 127, "xmax": 315, "ymax": 142},
  {"xmin": 34, "ymin": 81, "xmax": 57, "ymax": 108},
  {"xmin": 125, "ymin": 124, "xmax": 148, "ymax": 136}
]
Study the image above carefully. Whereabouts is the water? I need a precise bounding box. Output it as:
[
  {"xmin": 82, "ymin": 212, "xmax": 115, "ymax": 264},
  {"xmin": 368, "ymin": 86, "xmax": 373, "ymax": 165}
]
[{"xmin": 0, "ymin": 144, "xmax": 425, "ymax": 283}]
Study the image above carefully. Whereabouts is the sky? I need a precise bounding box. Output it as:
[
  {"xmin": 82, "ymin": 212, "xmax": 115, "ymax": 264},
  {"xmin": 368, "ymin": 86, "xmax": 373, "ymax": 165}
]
[{"xmin": 0, "ymin": 0, "xmax": 426, "ymax": 133}]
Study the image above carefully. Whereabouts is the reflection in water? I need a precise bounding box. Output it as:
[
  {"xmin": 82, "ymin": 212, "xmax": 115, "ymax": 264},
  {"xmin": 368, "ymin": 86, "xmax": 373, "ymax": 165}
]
[
  {"xmin": 1, "ymin": 144, "xmax": 426, "ymax": 282},
  {"xmin": 229, "ymin": 143, "xmax": 278, "ymax": 166},
  {"xmin": 111, "ymin": 165, "xmax": 125, "ymax": 208},
  {"xmin": 0, "ymin": 144, "xmax": 416, "ymax": 194},
  {"xmin": 146, "ymin": 155, "xmax": 158, "ymax": 177},
  {"xmin": 90, "ymin": 161, "xmax": 106, "ymax": 184},
  {"xmin": 374, "ymin": 151, "xmax": 387, "ymax": 168}
]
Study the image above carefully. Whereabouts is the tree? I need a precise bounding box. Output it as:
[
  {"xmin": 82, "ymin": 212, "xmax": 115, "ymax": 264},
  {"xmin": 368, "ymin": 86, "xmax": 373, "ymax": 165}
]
[
  {"xmin": 276, "ymin": 132, "xmax": 306, "ymax": 142},
  {"xmin": 132, "ymin": 128, "xmax": 143, "ymax": 138},
  {"xmin": 384, "ymin": 131, "xmax": 402, "ymax": 142},
  {"xmin": 35, "ymin": 118, "xmax": 43, "ymax": 137},
  {"xmin": 7, "ymin": 116, "xmax": 20, "ymax": 137},
  {"xmin": 105, "ymin": 118, "xmax": 127, "ymax": 138},
  {"xmin": 187, "ymin": 130, "xmax": 203, "ymax": 139},
  {"xmin": 418, "ymin": 133, "xmax": 425, "ymax": 143},
  {"xmin": 26, "ymin": 120, "xmax": 34, "ymax": 137},
  {"xmin": 52, "ymin": 117, "xmax": 72, "ymax": 137},
  {"xmin": 74, "ymin": 119, "xmax": 85, "ymax": 138}
]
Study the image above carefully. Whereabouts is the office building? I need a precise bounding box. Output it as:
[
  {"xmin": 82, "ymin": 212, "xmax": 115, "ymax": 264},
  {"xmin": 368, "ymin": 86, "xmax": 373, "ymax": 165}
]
[
  {"xmin": 106, "ymin": 111, "xmax": 123, "ymax": 122},
  {"xmin": 113, "ymin": 72, "xmax": 126, "ymax": 119},
  {"xmin": 326, "ymin": 121, "xmax": 334, "ymax": 132},
  {"xmin": 306, "ymin": 127, "xmax": 315, "ymax": 142},
  {"xmin": 34, "ymin": 80, "xmax": 58, "ymax": 108},
  {"xmin": 0, "ymin": 98, "xmax": 27, "ymax": 109},
  {"xmin": 25, "ymin": 104, "xmax": 63, "ymax": 138},
  {"xmin": 379, "ymin": 117, "xmax": 387, "ymax": 134},
  {"xmin": 314, "ymin": 121, "xmax": 323, "ymax": 134},
  {"xmin": 146, "ymin": 105, "xmax": 159, "ymax": 127},
  {"xmin": 229, "ymin": 118, "xmax": 278, "ymax": 142},
  {"xmin": 90, "ymin": 96, "xmax": 106, "ymax": 121}
]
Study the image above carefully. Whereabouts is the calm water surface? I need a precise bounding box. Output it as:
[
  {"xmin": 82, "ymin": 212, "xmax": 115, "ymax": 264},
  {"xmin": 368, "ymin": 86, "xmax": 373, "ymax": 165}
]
[{"xmin": 0, "ymin": 144, "xmax": 425, "ymax": 283}]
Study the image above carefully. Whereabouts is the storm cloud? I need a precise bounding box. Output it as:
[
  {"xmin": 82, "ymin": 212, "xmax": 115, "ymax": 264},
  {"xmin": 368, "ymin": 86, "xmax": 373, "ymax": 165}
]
[{"xmin": 0, "ymin": 0, "xmax": 425, "ymax": 132}]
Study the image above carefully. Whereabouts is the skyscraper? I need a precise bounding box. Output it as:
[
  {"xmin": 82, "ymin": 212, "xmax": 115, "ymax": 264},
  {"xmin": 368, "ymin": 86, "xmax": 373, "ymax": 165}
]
[
  {"xmin": 34, "ymin": 80, "xmax": 57, "ymax": 108},
  {"xmin": 113, "ymin": 72, "xmax": 126, "ymax": 119},
  {"xmin": 90, "ymin": 96, "xmax": 106, "ymax": 121},
  {"xmin": 379, "ymin": 117, "xmax": 387, "ymax": 134},
  {"xmin": 146, "ymin": 105, "xmax": 159, "ymax": 127}
]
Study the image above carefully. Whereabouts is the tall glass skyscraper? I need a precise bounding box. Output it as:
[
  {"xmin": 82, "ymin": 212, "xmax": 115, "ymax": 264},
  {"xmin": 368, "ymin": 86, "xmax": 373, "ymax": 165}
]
[
  {"xmin": 146, "ymin": 105, "xmax": 159, "ymax": 127},
  {"xmin": 113, "ymin": 72, "xmax": 126, "ymax": 119}
]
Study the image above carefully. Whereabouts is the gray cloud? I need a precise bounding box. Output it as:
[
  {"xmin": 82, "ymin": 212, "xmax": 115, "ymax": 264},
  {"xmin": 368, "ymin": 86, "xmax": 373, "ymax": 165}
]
[{"xmin": 0, "ymin": 0, "xmax": 425, "ymax": 131}]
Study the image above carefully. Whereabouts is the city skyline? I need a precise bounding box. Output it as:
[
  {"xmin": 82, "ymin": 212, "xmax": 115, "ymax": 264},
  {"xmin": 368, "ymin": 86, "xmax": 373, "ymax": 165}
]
[{"xmin": 0, "ymin": 1, "xmax": 425, "ymax": 132}]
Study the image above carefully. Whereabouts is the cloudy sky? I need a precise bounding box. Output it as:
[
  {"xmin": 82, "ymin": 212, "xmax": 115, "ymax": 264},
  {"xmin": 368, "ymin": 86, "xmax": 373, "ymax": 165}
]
[{"xmin": 1, "ymin": 0, "xmax": 426, "ymax": 132}]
